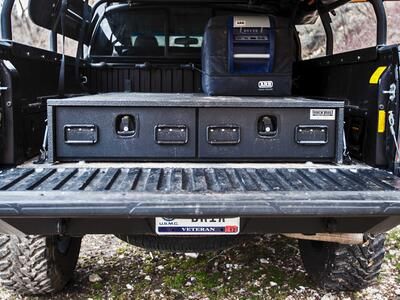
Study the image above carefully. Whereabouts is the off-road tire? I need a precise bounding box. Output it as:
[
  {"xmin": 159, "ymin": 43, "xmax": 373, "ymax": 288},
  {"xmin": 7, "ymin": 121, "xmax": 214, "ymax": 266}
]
[
  {"xmin": 298, "ymin": 233, "xmax": 385, "ymax": 291},
  {"xmin": 118, "ymin": 234, "xmax": 247, "ymax": 252},
  {"xmin": 0, "ymin": 235, "xmax": 82, "ymax": 295}
]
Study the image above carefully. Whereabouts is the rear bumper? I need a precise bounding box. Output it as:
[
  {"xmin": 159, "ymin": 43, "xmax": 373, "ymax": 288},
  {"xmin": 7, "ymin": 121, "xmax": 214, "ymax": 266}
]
[{"xmin": 1, "ymin": 165, "xmax": 400, "ymax": 234}]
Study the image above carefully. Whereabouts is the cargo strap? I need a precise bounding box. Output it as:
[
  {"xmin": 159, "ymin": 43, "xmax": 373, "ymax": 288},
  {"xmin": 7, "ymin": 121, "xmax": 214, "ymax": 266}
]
[
  {"xmin": 342, "ymin": 129, "xmax": 352, "ymax": 164},
  {"xmin": 185, "ymin": 63, "xmax": 210, "ymax": 76},
  {"xmin": 33, "ymin": 121, "xmax": 48, "ymax": 164},
  {"xmin": 388, "ymin": 110, "xmax": 400, "ymax": 163},
  {"xmin": 57, "ymin": 0, "xmax": 68, "ymax": 98},
  {"xmin": 75, "ymin": 0, "xmax": 90, "ymax": 91}
]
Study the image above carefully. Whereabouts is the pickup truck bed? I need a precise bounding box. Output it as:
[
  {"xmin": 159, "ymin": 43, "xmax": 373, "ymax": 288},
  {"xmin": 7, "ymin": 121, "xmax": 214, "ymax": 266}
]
[{"xmin": 0, "ymin": 163, "xmax": 399, "ymax": 235}]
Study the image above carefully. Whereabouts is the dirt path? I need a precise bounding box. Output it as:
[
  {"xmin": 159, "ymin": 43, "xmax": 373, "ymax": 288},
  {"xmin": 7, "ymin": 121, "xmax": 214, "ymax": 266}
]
[{"xmin": 1, "ymin": 229, "xmax": 399, "ymax": 300}]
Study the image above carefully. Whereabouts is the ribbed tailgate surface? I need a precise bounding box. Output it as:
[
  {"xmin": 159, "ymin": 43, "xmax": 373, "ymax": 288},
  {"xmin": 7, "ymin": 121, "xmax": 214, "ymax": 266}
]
[
  {"xmin": 0, "ymin": 166, "xmax": 399, "ymax": 217},
  {"xmin": 0, "ymin": 166, "xmax": 398, "ymax": 192}
]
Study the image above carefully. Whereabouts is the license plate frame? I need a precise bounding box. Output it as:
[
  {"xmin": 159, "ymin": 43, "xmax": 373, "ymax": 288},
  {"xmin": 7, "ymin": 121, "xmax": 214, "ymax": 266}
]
[{"xmin": 155, "ymin": 217, "xmax": 240, "ymax": 235}]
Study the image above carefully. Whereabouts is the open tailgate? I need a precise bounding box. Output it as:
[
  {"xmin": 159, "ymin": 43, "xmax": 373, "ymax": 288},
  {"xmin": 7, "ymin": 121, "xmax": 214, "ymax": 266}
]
[
  {"xmin": 0, "ymin": 164, "xmax": 399, "ymax": 234},
  {"xmin": 0, "ymin": 164, "xmax": 400, "ymax": 216}
]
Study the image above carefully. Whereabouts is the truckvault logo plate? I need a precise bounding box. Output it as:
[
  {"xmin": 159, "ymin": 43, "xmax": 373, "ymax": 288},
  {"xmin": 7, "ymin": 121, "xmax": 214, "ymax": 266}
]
[
  {"xmin": 155, "ymin": 217, "xmax": 240, "ymax": 235},
  {"xmin": 310, "ymin": 109, "xmax": 336, "ymax": 120}
]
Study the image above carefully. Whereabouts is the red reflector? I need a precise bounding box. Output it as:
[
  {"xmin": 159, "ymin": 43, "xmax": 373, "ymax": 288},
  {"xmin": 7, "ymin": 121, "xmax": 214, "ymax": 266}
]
[{"xmin": 224, "ymin": 225, "xmax": 238, "ymax": 233}]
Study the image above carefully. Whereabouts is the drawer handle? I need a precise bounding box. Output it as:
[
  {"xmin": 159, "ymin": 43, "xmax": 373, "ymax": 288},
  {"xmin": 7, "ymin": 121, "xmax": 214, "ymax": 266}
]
[
  {"xmin": 207, "ymin": 125, "xmax": 241, "ymax": 145},
  {"xmin": 155, "ymin": 125, "xmax": 188, "ymax": 145}
]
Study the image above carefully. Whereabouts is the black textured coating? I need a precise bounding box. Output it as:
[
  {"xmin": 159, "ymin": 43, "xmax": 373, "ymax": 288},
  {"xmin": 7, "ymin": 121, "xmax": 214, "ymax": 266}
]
[{"xmin": 0, "ymin": 166, "xmax": 399, "ymax": 218}]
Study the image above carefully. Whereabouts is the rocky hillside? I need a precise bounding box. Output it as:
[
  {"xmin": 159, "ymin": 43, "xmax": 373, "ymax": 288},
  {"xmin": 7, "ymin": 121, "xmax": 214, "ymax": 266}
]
[
  {"xmin": 9, "ymin": 2, "xmax": 400, "ymax": 58},
  {"xmin": 298, "ymin": 2, "xmax": 400, "ymax": 59}
]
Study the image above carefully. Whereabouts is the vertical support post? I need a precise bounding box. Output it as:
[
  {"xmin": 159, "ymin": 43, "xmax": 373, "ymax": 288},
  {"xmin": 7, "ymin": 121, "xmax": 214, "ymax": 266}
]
[
  {"xmin": 0, "ymin": 0, "xmax": 15, "ymax": 40},
  {"xmin": 368, "ymin": 0, "xmax": 387, "ymax": 45},
  {"xmin": 49, "ymin": 31, "xmax": 58, "ymax": 52},
  {"xmin": 320, "ymin": 11, "xmax": 333, "ymax": 56}
]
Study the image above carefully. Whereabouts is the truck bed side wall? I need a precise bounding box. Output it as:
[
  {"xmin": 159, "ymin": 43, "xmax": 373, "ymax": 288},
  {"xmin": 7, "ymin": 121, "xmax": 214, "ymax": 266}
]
[
  {"xmin": 0, "ymin": 42, "xmax": 82, "ymax": 165},
  {"xmin": 294, "ymin": 46, "xmax": 400, "ymax": 168}
]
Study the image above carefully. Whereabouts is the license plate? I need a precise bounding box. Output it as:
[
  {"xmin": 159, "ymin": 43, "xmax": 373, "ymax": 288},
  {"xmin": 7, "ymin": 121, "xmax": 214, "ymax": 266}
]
[{"xmin": 155, "ymin": 217, "xmax": 240, "ymax": 235}]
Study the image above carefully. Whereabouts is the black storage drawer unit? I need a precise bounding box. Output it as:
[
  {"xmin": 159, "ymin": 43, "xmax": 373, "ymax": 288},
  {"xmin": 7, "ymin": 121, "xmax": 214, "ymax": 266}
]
[{"xmin": 47, "ymin": 93, "xmax": 344, "ymax": 163}]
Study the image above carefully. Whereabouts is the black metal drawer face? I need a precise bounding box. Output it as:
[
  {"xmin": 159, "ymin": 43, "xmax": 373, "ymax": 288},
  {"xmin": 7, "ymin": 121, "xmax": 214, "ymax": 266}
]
[
  {"xmin": 53, "ymin": 107, "xmax": 196, "ymax": 160},
  {"xmin": 155, "ymin": 125, "xmax": 189, "ymax": 144},
  {"xmin": 64, "ymin": 125, "xmax": 98, "ymax": 145},
  {"xmin": 207, "ymin": 125, "xmax": 241, "ymax": 145},
  {"xmin": 198, "ymin": 108, "xmax": 338, "ymax": 160}
]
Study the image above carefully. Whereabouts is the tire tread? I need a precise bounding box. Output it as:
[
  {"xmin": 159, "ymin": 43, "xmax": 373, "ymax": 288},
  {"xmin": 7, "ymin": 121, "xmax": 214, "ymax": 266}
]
[
  {"xmin": 0, "ymin": 235, "xmax": 81, "ymax": 295},
  {"xmin": 299, "ymin": 234, "xmax": 386, "ymax": 291}
]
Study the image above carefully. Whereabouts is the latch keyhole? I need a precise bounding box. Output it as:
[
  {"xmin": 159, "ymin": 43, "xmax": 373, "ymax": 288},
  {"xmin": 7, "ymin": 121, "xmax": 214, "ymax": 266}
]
[
  {"xmin": 258, "ymin": 116, "xmax": 277, "ymax": 137},
  {"xmin": 116, "ymin": 115, "xmax": 136, "ymax": 137}
]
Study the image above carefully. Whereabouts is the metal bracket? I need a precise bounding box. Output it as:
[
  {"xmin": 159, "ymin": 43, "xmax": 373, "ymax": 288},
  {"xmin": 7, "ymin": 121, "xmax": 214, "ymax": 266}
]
[
  {"xmin": 383, "ymin": 83, "xmax": 396, "ymax": 101},
  {"xmin": 56, "ymin": 219, "xmax": 67, "ymax": 235},
  {"xmin": 283, "ymin": 233, "xmax": 364, "ymax": 245}
]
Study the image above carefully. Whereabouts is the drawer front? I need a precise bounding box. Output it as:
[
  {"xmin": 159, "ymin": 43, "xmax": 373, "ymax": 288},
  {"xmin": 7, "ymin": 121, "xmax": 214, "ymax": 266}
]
[
  {"xmin": 54, "ymin": 107, "xmax": 196, "ymax": 160},
  {"xmin": 198, "ymin": 108, "xmax": 338, "ymax": 160}
]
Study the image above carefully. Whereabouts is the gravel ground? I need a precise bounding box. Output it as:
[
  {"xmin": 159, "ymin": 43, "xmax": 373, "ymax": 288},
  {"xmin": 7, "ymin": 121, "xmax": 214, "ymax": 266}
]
[{"xmin": 0, "ymin": 227, "xmax": 399, "ymax": 300}]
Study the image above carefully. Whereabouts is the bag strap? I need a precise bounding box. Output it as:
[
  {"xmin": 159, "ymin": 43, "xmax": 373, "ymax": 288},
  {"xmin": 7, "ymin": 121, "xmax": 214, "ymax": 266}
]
[
  {"xmin": 75, "ymin": 0, "xmax": 90, "ymax": 91},
  {"xmin": 58, "ymin": 0, "xmax": 68, "ymax": 98}
]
